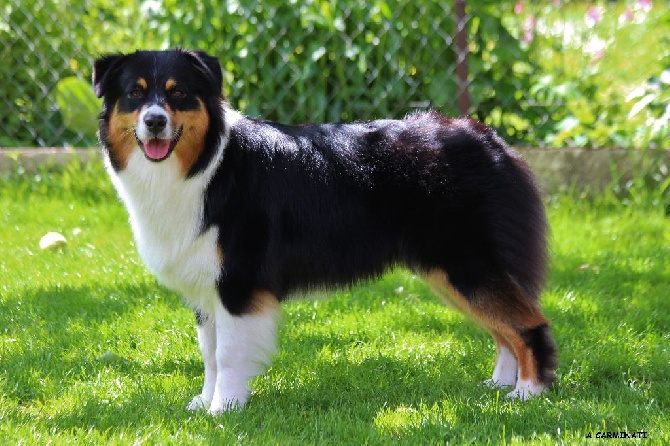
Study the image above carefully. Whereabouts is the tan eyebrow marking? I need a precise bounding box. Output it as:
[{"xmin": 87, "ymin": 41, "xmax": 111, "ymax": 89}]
[
  {"xmin": 137, "ymin": 78, "xmax": 147, "ymax": 89},
  {"xmin": 165, "ymin": 78, "xmax": 177, "ymax": 90}
]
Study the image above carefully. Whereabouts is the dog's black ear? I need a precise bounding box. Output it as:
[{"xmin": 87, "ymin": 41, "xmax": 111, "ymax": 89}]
[
  {"xmin": 92, "ymin": 53, "xmax": 127, "ymax": 98},
  {"xmin": 183, "ymin": 49, "xmax": 223, "ymax": 96}
]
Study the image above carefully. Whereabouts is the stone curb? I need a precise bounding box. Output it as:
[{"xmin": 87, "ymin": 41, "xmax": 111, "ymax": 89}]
[
  {"xmin": 0, "ymin": 148, "xmax": 99, "ymax": 174},
  {"xmin": 1, "ymin": 147, "xmax": 668, "ymax": 194},
  {"xmin": 516, "ymin": 147, "xmax": 669, "ymax": 193}
]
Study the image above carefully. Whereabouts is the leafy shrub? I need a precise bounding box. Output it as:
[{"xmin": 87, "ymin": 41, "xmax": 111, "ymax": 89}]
[
  {"xmin": 2, "ymin": 0, "xmax": 533, "ymax": 146},
  {"xmin": 509, "ymin": 0, "xmax": 669, "ymax": 148},
  {"xmin": 627, "ymin": 69, "xmax": 670, "ymax": 149},
  {"xmin": 0, "ymin": 156, "xmax": 116, "ymax": 204},
  {"xmin": 0, "ymin": 1, "xmax": 83, "ymax": 146},
  {"xmin": 0, "ymin": 0, "xmax": 159, "ymax": 147},
  {"xmin": 1, "ymin": 0, "xmax": 667, "ymax": 150},
  {"xmin": 54, "ymin": 77, "xmax": 102, "ymax": 138},
  {"xmin": 151, "ymin": 0, "xmax": 533, "ymax": 133}
]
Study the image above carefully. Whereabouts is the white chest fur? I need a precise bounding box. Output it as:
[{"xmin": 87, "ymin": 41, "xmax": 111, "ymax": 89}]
[{"xmin": 107, "ymin": 145, "xmax": 223, "ymax": 314}]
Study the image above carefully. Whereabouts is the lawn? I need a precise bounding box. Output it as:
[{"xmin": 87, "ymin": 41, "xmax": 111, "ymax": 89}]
[{"xmin": 0, "ymin": 160, "xmax": 668, "ymax": 445}]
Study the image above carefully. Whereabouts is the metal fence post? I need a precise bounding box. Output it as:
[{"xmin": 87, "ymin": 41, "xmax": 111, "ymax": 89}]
[{"xmin": 454, "ymin": 0, "xmax": 470, "ymax": 116}]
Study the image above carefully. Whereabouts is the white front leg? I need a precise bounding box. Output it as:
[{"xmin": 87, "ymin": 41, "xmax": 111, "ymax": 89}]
[
  {"xmin": 208, "ymin": 300, "xmax": 279, "ymax": 414},
  {"xmin": 187, "ymin": 314, "xmax": 217, "ymax": 411}
]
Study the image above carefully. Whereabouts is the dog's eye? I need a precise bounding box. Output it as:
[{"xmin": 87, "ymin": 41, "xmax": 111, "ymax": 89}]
[
  {"xmin": 169, "ymin": 88, "xmax": 186, "ymax": 98},
  {"xmin": 128, "ymin": 88, "xmax": 144, "ymax": 99}
]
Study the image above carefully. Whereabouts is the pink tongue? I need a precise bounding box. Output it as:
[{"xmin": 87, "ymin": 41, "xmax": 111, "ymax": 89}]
[{"xmin": 144, "ymin": 139, "xmax": 171, "ymax": 160}]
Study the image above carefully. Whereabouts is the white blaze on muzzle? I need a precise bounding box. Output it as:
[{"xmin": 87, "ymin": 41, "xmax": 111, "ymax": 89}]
[{"xmin": 137, "ymin": 105, "xmax": 174, "ymax": 160}]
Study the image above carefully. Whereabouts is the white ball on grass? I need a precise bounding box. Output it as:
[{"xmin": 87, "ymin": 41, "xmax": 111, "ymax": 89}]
[{"xmin": 39, "ymin": 232, "xmax": 67, "ymax": 250}]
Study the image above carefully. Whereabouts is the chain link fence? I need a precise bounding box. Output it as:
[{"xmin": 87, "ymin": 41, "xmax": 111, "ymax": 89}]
[{"xmin": 1, "ymin": 0, "xmax": 668, "ymax": 149}]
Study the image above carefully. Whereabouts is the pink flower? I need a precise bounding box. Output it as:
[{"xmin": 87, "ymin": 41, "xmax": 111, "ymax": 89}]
[
  {"xmin": 636, "ymin": 0, "xmax": 652, "ymax": 13},
  {"xmin": 514, "ymin": 2, "xmax": 524, "ymax": 15},
  {"xmin": 590, "ymin": 49, "xmax": 606, "ymax": 63},
  {"xmin": 524, "ymin": 16, "xmax": 536, "ymax": 32},
  {"xmin": 553, "ymin": 0, "xmax": 562, "ymax": 6},
  {"xmin": 619, "ymin": 9, "xmax": 634, "ymax": 23},
  {"xmin": 585, "ymin": 6, "xmax": 603, "ymax": 27},
  {"xmin": 520, "ymin": 15, "xmax": 535, "ymax": 43}
]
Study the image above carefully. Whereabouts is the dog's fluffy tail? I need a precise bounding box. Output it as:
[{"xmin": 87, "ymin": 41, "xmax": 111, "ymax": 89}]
[{"xmin": 491, "ymin": 149, "xmax": 548, "ymax": 301}]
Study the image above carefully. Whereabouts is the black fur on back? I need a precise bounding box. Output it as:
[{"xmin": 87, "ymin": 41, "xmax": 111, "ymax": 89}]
[{"xmin": 203, "ymin": 111, "xmax": 548, "ymax": 315}]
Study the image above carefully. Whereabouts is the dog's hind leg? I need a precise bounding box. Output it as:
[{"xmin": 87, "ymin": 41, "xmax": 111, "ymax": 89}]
[
  {"xmin": 208, "ymin": 291, "xmax": 280, "ymax": 414},
  {"xmin": 425, "ymin": 269, "xmax": 557, "ymax": 400},
  {"xmin": 502, "ymin": 323, "xmax": 557, "ymax": 400},
  {"xmin": 484, "ymin": 331, "xmax": 518, "ymax": 388}
]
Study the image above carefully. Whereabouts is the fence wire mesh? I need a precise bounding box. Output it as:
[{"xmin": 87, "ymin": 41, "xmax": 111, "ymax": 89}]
[{"xmin": 0, "ymin": 0, "xmax": 668, "ymax": 149}]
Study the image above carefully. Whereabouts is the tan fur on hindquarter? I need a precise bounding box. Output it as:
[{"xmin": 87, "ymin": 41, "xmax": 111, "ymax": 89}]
[
  {"xmin": 248, "ymin": 290, "xmax": 281, "ymax": 314},
  {"xmin": 423, "ymin": 268, "xmax": 548, "ymax": 388}
]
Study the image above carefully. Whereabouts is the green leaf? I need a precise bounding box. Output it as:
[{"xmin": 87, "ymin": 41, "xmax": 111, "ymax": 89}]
[
  {"xmin": 55, "ymin": 76, "xmax": 102, "ymax": 139},
  {"xmin": 629, "ymin": 94, "xmax": 656, "ymax": 119}
]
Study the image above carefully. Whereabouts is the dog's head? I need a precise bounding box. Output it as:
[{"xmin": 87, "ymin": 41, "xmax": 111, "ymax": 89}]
[{"xmin": 93, "ymin": 49, "xmax": 224, "ymax": 175}]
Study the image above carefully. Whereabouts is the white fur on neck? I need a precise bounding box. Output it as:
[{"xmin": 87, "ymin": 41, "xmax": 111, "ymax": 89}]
[{"xmin": 105, "ymin": 105, "xmax": 243, "ymax": 314}]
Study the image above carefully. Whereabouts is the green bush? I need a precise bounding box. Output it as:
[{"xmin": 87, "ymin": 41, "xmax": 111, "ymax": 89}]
[
  {"xmin": 0, "ymin": 0, "xmax": 160, "ymax": 147},
  {"xmin": 1, "ymin": 0, "xmax": 533, "ymax": 146},
  {"xmin": 151, "ymin": 0, "xmax": 533, "ymax": 130},
  {"xmin": 1, "ymin": 0, "xmax": 667, "ymax": 149},
  {"xmin": 0, "ymin": 1, "xmax": 82, "ymax": 146},
  {"xmin": 510, "ymin": 1, "xmax": 669, "ymax": 149}
]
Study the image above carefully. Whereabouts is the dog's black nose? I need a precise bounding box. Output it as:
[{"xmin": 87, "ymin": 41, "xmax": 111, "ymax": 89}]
[{"xmin": 144, "ymin": 113, "xmax": 167, "ymax": 133}]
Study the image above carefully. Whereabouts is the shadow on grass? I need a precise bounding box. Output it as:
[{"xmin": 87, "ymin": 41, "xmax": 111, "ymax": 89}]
[
  {"xmin": 0, "ymin": 283, "xmax": 140, "ymax": 331},
  {"xmin": 0, "ymin": 282, "xmax": 178, "ymax": 402},
  {"xmin": 3, "ymin": 256, "xmax": 667, "ymax": 443},
  {"xmin": 33, "ymin": 332, "xmax": 658, "ymax": 444}
]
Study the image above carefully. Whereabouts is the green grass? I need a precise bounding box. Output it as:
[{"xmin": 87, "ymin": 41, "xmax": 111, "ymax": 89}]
[{"xmin": 0, "ymin": 162, "xmax": 668, "ymax": 445}]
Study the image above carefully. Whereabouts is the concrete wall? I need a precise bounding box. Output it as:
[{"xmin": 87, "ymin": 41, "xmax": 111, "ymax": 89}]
[{"xmin": 516, "ymin": 147, "xmax": 669, "ymax": 193}]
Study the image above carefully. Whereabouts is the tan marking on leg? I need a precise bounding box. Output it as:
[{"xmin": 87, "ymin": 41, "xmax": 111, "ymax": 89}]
[
  {"xmin": 422, "ymin": 269, "xmax": 471, "ymax": 313},
  {"xmin": 423, "ymin": 268, "xmax": 548, "ymax": 389},
  {"xmin": 492, "ymin": 331, "xmax": 512, "ymax": 352},
  {"xmin": 247, "ymin": 290, "xmax": 280, "ymax": 314},
  {"xmin": 474, "ymin": 288, "xmax": 549, "ymax": 336},
  {"xmin": 216, "ymin": 246, "xmax": 224, "ymax": 264},
  {"xmin": 500, "ymin": 329, "xmax": 537, "ymax": 381}
]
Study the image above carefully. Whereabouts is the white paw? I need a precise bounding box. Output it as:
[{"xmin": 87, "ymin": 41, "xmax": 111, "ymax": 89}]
[
  {"xmin": 186, "ymin": 394, "xmax": 210, "ymax": 411},
  {"xmin": 207, "ymin": 397, "xmax": 245, "ymax": 415},
  {"xmin": 505, "ymin": 379, "xmax": 545, "ymax": 401}
]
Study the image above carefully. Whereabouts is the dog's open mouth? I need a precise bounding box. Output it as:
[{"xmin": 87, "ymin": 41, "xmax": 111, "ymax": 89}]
[{"xmin": 136, "ymin": 126, "xmax": 183, "ymax": 161}]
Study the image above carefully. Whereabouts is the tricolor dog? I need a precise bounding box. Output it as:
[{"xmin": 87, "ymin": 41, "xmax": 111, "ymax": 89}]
[{"xmin": 93, "ymin": 48, "xmax": 557, "ymax": 414}]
